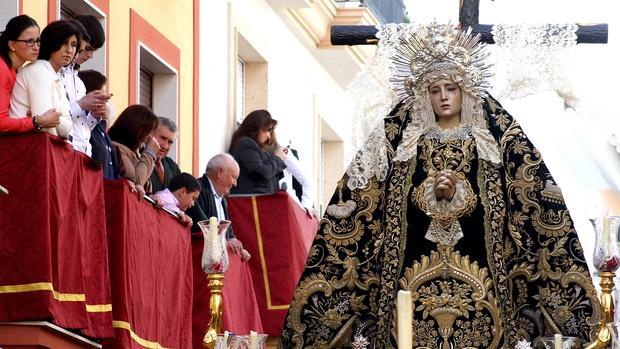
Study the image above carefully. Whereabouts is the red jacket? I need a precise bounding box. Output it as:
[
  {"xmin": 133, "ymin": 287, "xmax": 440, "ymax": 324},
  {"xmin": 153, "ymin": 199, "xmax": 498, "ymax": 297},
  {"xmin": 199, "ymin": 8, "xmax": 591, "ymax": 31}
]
[{"xmin": 0, "ymin": 58, "xmax": 34, "ymax": 132}]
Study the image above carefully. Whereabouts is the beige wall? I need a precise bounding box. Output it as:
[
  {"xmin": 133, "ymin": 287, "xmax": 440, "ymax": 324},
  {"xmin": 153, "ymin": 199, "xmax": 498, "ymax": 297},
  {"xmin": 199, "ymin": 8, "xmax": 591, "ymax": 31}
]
[{"xmin": 21, "ymin": 0, "xmax": 196, "ymax": 173}]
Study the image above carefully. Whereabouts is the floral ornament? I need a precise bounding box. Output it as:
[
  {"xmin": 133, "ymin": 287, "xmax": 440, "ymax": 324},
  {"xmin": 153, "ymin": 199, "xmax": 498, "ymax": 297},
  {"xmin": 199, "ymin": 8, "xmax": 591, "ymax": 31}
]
[
  {"xmin": 351, "ymin": 334, "xmax": 370, "ymax": 349},
  {"xmin": 515, "ymin": 339, "xmax": 532, "ymax": 349}
]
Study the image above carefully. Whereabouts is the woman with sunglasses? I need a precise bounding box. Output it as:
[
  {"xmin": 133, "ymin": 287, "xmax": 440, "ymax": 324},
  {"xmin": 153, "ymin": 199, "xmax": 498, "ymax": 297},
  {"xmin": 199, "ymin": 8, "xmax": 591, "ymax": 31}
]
[
  {"xmin": 229, "ymin": 109, "xmax": 287, "ymax": 194},
  {"xmin": 9, "ymin": 19, "xmax": 77, "ymax": 138},
  {"xmin": 0, "ymin": 15, "xmax": 60, "ymax": 133}
]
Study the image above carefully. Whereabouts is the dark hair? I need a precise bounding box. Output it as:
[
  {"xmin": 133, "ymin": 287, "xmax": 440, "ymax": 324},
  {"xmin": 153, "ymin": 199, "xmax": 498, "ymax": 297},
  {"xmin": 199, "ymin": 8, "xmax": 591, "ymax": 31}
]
[
  {"xmin": 108, "ymin": 105, "xmax": 159, "ymax": 151},
  {"xmin": 0, "ymin": 15, "xmax": 39, "ymax": 67},
  {"xmin": 75, "ymin": 15, "xmax": 104, "ymax": 49},
  {"xmin": 229, "ymin": 109, "xmax": 277, "ymax": 151},
  {"xmin": 68, "ymin": 19, "xmax": 90, "ymax": 47},
  {"xmin": 39, "ymin": 20, "xmax": 81, "ymax": 61},
  {"xmin": 168, "ymin": 172, "xmax": 200, "ymax": 193},
  {"xmin": 78, "ymin": 69, "xmax": 106, "ymax": 93}
]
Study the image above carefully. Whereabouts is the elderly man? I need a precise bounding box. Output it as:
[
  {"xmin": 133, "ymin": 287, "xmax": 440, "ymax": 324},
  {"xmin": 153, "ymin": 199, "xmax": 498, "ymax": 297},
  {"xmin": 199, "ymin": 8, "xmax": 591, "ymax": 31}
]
[
  {"xmin": 150, "ymin": 117, "xmax": 181, "ymax": 193},
  {"xmin": 186, "ymin": 153, "xmax": 250, "ymax": 261}
]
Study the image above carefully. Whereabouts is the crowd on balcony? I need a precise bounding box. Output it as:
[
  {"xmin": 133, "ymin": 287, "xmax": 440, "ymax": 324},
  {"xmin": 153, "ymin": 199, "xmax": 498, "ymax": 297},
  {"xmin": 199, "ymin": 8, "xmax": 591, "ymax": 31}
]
[{"xmin": 1, "ymin": 14, "xmax": 318, "ymax": 262}]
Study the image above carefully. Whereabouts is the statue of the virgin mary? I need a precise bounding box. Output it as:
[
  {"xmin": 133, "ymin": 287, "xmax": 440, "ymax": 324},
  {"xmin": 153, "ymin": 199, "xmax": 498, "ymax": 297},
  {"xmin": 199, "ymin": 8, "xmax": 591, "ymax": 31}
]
[{"xmin": 280, "ymin": 23, "xmax": 599, "ymax": 348}]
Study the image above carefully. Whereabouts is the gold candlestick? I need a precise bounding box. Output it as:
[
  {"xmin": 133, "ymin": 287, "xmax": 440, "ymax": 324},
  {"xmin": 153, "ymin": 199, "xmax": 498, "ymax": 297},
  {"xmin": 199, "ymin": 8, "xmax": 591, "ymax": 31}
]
[
  {"xmin": 203, "ymin": 273, "xmax": 225, "ymax": 348},
  {"xmin": 585, "ymin": 271, "xmax": 615, "ymax": 349}
]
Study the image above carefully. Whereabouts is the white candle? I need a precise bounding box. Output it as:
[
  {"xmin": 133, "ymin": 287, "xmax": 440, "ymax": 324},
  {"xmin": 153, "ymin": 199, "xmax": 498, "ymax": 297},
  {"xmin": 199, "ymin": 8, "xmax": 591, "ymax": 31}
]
[
  {"xmin": 209, "ymin": 216, "xmax": 220, "ymax": 263},
  {"xmin": 554, "ymin": 334, "xmax": 562, "ymax": 349},
  {"xmin": 249, "ymin": 330, "xmax": 258, "ymax": 349},
  {"xmin": 604, "ymin": 211, "xmax": 611, "ymax": 242},
  {"xmin": 397, "ymin": 290, "xmax": 413, "ymax": 349}
]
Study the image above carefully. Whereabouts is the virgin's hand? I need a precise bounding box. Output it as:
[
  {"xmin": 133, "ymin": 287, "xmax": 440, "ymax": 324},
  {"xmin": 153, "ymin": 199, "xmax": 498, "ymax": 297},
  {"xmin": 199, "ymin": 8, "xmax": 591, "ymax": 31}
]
[
  {"xmin": 36, "ymin": 109, "xmax": 62, "ymax": 128},
  {"xmin": 434, "ymin": 170, "xmax": 456, "ymax": 201}
]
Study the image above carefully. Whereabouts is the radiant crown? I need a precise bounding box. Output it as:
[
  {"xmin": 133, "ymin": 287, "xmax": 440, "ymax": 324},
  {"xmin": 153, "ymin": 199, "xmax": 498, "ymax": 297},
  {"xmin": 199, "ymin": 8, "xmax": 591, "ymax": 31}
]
[{"xmin": 390, "ymin": 22, "xmax": 492, "ymax": 107}]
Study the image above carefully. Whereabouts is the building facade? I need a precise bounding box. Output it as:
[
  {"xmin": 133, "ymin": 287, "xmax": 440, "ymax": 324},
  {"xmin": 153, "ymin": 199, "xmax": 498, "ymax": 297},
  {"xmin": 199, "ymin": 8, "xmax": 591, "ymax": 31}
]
[{"xmin": 1, "ymin": 0, "xmax": 386, "ymax": 212}]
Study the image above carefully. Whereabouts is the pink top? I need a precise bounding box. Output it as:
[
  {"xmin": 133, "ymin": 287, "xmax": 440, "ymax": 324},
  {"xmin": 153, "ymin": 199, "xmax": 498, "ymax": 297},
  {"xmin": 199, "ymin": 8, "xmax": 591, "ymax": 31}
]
[
  {"xmin": 151, "ymin": 188, "xmax": 182, "ymax": 215},
  {"xmin": 0, "ymin": 58, "xmax": 34, "ymax": 132}
]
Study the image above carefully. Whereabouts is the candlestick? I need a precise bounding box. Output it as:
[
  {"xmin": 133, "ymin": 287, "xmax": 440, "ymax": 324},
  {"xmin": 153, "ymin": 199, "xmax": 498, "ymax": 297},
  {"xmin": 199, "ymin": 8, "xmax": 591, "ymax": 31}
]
[{"xmin": 397, "ymin": 290, "xmax": 413, "ymax": 349}]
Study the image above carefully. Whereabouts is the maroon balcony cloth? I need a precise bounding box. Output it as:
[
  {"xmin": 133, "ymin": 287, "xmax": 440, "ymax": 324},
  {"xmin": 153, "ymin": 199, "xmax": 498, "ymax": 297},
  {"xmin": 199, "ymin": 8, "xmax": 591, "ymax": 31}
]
[
  {"xmin": 0, "ymin": 132, "xmax": 113, "ymax": 338},
  {"xmin": 103, "ymin": 180, "xmax": 193, "ymax": 348}
]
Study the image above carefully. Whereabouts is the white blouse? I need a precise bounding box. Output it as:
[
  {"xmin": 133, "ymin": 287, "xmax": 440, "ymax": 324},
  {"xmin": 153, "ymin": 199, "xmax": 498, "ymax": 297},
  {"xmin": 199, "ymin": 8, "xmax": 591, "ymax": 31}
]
[{"xmin": 10, "ymin": 60, "xmax": 72, "ymax": 138}]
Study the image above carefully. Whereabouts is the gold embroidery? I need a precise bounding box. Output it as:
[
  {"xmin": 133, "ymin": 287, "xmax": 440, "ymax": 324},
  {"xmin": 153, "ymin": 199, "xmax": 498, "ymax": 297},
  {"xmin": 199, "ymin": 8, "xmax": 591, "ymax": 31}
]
[{"xmin": 396, "ymin": 246, "xmax": 502, "ymax": 349}]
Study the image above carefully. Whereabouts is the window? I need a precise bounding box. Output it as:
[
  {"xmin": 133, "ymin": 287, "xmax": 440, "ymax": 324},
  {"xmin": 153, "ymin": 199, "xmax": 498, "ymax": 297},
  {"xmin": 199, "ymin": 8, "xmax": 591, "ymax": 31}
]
[
  {"xmin": 138, "ymin": 44, "xmax": 179, "ymax": 160},
  {"xmin": 236, "ymin": 33, "xmax": 268, "ymax": 123},
  {"xmin": 139, "ymin": 67, "xmax": 154, "ymax": 109},
  {"xmin": 235, "ymin": 57, "xmax": 246, "ymax": 125},
  {"xmin": 129, "ymin": 10, "xmax": 180, "ymax": 162},
  {"xmin": 60, "ymin": 3, "xmax": 77, "ymax": 20},
  {"xmin": 319, "ymin": 119, "xmax": 344, "ymax": 211},
  {"xmin": 0, "ymin": 1, "xmax": 18, "ymax": 31},
  {"xmin": 59, "ymin": 0, "xmax": 107, "ymax": 75}
]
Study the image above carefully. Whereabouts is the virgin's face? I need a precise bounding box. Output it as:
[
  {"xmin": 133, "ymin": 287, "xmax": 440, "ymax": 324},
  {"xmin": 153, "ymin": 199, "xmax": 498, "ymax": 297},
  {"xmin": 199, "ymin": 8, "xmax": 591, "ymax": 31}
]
[
  {"xmin": 10, "ymin": 26, "xmax": 40, "ymax": 63},
  {"xmin": 428, "ymin": 78, "xmax": 462, "ymax": 123},
  {"xmin": 48, "ymin": 35, "xmax": 77, "ymax": 71}
]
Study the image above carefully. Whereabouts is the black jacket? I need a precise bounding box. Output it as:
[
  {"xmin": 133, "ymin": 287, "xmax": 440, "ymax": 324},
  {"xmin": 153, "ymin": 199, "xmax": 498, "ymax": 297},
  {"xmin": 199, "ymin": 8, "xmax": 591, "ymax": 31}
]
[
  {"xmin": 230, "ymin": 137, "xmax": 285, "ymax": 195},
  {"xmin": 186, "ymin": 174, "xmax": 236, "ymax": 240}
]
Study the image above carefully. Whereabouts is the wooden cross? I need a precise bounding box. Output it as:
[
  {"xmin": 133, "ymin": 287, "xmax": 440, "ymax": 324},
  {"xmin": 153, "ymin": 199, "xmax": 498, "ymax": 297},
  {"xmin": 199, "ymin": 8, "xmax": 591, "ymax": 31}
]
[{"xmin": 330, "ymin": 0, "xmax": 608, "ymax": 45}]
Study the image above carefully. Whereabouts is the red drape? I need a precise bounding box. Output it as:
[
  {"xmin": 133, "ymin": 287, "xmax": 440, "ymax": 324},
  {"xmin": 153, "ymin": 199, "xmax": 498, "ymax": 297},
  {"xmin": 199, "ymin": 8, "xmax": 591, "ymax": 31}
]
[
  {"xmin": 227, "ymin": 192, "xmax": 318, "ymax": 335},
  {"xmin": 191, "ymin": 236, "xmax": 263, "ymax": 348},
  {"xmin": 104, "ymin": 181, "xmax": 194, "ymax": 349},
  {"xmin": 0, "ymin": 132, "xmax": 112, "ymax": 338}
]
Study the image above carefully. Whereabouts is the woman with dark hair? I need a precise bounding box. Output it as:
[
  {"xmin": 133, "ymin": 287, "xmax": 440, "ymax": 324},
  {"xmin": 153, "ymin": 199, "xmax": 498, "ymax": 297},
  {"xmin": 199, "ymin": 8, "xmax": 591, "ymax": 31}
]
[
  {"xmin": 0, "ymin": 15, "xmax": 60, "ymax": 133},
  {"xmin": 10, "ymin": 20, "xmax": 80, "ymax": 138},
  {"xmin": 108, "ymin": 104, "xmax": 160, "ymax": 191},
  {"xmin": 229, "ymin": 109, "xmax": 287, "ymax": 194}
]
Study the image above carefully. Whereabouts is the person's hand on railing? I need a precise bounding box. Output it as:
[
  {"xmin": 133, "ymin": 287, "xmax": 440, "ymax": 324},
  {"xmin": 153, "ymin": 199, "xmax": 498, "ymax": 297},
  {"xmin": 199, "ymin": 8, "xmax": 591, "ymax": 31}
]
[
  {"xmin": 227, "ymin": 238, "xmax": 244, "ymax": 256},
  {"xmin": 177, "ymin": 212, "xmax": 193, "ymax": 226},
  {"xmin": 128, "ymin": 181, "xmax": 145, "ymax": 200},
  {"xmin": 240, "ymin": 248, "xmax": 251, "ymax": 262},
  {"xmin": 305, "ymin": 207, "xmax": 319, "ymax": 221},
  {"xmin": 150, "ymin": 196, "xmax": 164, "ymax": 209}
]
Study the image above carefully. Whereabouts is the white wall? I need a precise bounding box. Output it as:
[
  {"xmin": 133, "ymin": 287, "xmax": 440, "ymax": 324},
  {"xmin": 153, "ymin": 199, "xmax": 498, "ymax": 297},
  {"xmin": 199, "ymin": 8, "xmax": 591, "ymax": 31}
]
[
  {"xmin": 198, "ymin": 0, "xmax": 351, "ymax": 184},
  {"xmin": 198, "ymin": 0, "xmax": 232, "ymax": 173}
]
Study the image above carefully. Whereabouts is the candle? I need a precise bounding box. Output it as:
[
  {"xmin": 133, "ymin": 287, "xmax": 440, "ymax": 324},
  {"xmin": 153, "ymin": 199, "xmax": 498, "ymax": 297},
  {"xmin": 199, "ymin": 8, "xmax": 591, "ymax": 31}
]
[
  {"xmin": 604, "ymin": 211, "xmax": 611, "ymax": 243},
  {"xmin": 249, "ymin": 330, "xmax": 258, "ymax": 349},
  {"xmin": 209, "ymin": 216, "xmax": 220, "ymax": 263},
  {"xmin": 223, "ymin": 331, "xmax": 230, "ymax": 349},
  {"xmin": 397, "ymin": 290, "xmax": 413, "ymax": 349},
  {"xmin": 554, "ymin": 334, "xmax": 562, "ymax": 349}
]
